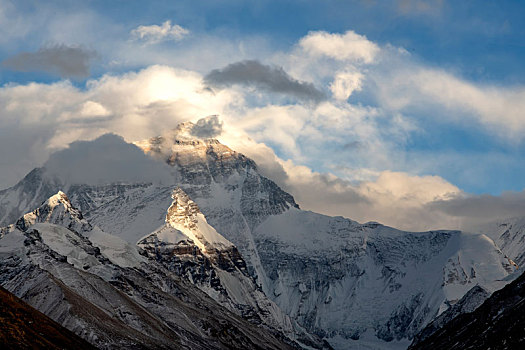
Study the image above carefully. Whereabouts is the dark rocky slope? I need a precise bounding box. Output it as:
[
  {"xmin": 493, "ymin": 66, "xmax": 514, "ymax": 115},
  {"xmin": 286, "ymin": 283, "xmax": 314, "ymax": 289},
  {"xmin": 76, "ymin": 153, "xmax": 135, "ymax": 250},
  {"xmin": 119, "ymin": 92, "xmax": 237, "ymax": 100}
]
[{"xmin": 409, "ymin": 271, "xmax": 525, "ymax": 349}]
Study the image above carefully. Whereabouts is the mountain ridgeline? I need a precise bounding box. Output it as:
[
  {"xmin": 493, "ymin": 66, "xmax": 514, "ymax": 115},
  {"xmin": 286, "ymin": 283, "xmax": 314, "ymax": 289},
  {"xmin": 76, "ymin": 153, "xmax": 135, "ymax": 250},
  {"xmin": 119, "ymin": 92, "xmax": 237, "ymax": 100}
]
[{"xmin": 0, "ymin": 121, "xmax": 524, "ymax": 349}]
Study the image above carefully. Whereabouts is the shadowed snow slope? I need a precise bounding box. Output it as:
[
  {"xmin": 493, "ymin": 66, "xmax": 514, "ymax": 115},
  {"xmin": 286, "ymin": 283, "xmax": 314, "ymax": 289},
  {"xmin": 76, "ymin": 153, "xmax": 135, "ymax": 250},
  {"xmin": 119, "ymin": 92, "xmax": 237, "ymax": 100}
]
[{"xmin": 409, "ymin": 269, "xmax": 525, "ymax": 349}]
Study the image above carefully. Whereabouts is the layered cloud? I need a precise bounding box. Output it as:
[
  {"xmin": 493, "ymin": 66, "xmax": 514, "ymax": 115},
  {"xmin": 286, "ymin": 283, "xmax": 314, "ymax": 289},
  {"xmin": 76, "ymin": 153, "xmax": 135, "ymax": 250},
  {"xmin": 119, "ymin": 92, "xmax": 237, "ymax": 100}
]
[
  {"xmin": 330, "ymin": 71, "xmax": 364, "ymax": 100},
  {"xmin": 0, "ymin": 65, "xmax": 238, "ymax": 188},
  {"xmin": 2, "ymin": 44, "xmax": 97, "ymax": 78},
  {"xmin": 224, "ymin": 134, "xmax": 463, "ymax": 231},
  {"xmin": 130, "ymin": 20, "xmax": 189, "ymax": 44}
]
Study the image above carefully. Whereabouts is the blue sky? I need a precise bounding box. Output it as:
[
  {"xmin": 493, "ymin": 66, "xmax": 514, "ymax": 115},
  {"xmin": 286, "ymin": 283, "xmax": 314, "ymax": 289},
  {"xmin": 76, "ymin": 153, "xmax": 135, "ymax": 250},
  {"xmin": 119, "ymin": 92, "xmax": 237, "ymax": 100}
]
[{"xmin": 1, "ymin": 0, "xmax": 525, "ymax": 230}]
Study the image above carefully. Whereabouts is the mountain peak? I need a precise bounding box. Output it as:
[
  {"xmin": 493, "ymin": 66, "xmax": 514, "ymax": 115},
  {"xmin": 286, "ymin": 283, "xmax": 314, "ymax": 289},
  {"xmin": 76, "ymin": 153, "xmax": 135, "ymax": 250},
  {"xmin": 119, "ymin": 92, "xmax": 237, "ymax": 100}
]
[
  {"xmin": 134, "ymin": 121, "xmax": 256, "ymax": 174},
  {"xmin": 15, "ymin": 190, "xmax": 89, "ymax": 233},
  {"xmin": 164, "ymin": 188, "xmax": 232, "ymax": 252},
  {"xmin": 46, "ymin": 191, "xmax": 72, "ymax": 209},
  {"xmin": 166, "ymin": 188, "xmax": 201, "ymax": 226},
  {"xmin": 134, "ymin": 117, "xmax": 222, "ymax": 153}
]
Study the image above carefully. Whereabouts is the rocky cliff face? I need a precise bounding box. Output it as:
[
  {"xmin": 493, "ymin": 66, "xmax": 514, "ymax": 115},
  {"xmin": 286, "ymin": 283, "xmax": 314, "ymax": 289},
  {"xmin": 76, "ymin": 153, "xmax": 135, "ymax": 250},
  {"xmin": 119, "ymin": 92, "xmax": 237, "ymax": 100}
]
[{"xmin": 0, "ymin": 192, "xmax": 298, "ymax": 350}]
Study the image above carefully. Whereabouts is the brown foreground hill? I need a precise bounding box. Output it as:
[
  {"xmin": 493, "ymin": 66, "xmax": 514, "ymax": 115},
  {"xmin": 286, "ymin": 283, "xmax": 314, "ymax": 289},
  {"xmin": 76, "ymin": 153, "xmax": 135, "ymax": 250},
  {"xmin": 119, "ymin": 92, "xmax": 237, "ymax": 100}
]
[{"xmin": 0, "ymin": 286, "xmax": 95, "ymax": 349}]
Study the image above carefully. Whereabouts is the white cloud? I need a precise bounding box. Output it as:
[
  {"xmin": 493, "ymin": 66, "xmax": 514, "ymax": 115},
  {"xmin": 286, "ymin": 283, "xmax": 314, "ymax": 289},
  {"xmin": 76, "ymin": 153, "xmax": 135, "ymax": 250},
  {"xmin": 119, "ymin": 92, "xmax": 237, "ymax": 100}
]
[
  {"xmin": 404, "ymin": 69, "xmax": 525, "ymax": 135},
  {"xmin": 130, "ymin": 20, "xmax": 189, "ymax": 44},
  {"xmin": 298, "ymin": 30, "xmax": 380, "ymax": 63},
  {"xmin": 285, "ymin": 29, "xmax": 525, "ymax": 140},
  {"xmin": 78, "ymin": 101, "xmax": 111, "ymax": 118},
  {"xmin": 330, "ymin": 71, "xmax": 364, "ymax": 100},
  {"xmin": 359, "ymin": 170, "xmax": 460, "ymax": 206}
]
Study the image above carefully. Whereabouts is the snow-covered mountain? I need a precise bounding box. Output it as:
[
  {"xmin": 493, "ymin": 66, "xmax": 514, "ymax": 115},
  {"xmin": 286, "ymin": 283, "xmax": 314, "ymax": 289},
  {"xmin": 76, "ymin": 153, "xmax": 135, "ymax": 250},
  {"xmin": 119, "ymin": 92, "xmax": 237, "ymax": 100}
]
[
  {"xmin": 134, "ymin": 123, "xmax": 517, "ymax": 347},
  {"xmin": 0, "ymin": 121, "xmax": 520, "ymax": 349},
  {"xmin": 409, "ymin": 284, "xmax": 491, "ymax": 345},
  {"xmin": 0, "ymin": 191, "xmax": 298, "ymax": 349}
]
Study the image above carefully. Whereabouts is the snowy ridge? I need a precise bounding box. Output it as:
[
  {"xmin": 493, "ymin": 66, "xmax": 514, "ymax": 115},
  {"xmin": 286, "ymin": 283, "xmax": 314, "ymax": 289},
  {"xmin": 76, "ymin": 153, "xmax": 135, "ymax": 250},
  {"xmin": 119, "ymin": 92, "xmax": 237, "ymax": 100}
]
[
  {"xmin": 477, "ymin": 217, "xmax": 525, "ymax": 266},
  {"xmin": 0, "ymin": 168, "xmax": 62, "ymax": 228},
  {"xmin": 410, "ymin": 284, "xmax": 491, "ymax": 345},
  {"xmin": 15, "ymin": 191, "xmax": 88, "ymax": 232},
  {"xmin": 408, "ymin": 267, "xmax": 525, "ymax": 349},
  {"xmin": 253, "ymin": 209, "xmax": 515, "ymax": 345}
]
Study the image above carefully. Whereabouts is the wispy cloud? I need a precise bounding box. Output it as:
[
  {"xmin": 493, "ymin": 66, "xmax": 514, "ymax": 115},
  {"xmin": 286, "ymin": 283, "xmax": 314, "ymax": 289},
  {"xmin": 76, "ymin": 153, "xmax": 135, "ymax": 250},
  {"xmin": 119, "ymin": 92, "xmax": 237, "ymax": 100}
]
[
  {"xmin": 2, "ymin": 44, "xmax": 97, "ymax": 78},
  {"xmin": 130, "ymin": 20, "xmax": 189, "ymax": 44},
  {"xmin": 374, "ymin": 66, "xmax": 525, "ymax": 138},
  {"xmin": 395, "ymin": 0, "xmax": 445, "ymax": 16},
  {"xmin": 204, "ymin": 60, "xmax": 326, "ymax": 103}
]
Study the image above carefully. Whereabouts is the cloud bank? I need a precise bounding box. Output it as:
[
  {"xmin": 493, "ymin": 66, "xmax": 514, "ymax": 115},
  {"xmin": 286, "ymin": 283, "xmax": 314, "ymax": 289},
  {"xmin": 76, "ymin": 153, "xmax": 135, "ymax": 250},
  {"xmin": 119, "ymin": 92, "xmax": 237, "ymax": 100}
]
[
  {"xmin": 44, "ymin": 134, "xmax": 173, "ymax": 185},
  {"xmin": 1, "ymin": 28, "xmax": 525, "ymax": 233}
]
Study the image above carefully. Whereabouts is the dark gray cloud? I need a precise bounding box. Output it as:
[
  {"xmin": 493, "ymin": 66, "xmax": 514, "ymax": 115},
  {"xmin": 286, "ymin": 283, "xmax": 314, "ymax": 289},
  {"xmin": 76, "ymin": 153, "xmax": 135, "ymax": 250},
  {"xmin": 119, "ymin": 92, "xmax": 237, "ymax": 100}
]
[
  {"xmin": 190, "ymin": 115, "xmax": 223, "ymax": 138},
  {"xmin": 44, "ymin": 134, "xmax": 173, "ymax": 185},
  {"xmin": 2, "ymin": 44, "xmax": 97, "ymax": 78},
  {"xmin": 204, "ymin": 60, "xmax": 326, "ymax": 102}
]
